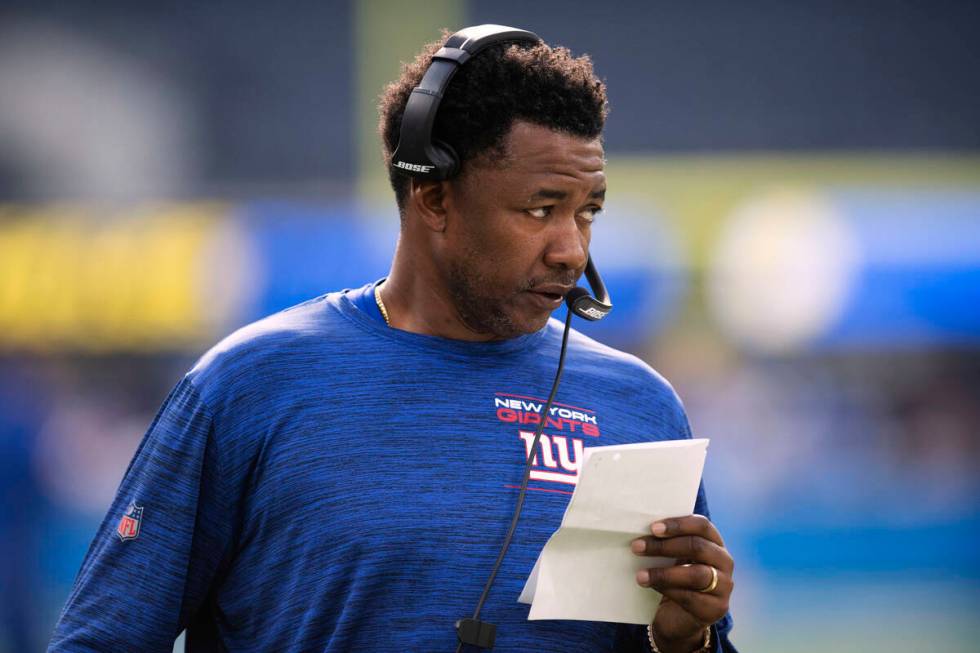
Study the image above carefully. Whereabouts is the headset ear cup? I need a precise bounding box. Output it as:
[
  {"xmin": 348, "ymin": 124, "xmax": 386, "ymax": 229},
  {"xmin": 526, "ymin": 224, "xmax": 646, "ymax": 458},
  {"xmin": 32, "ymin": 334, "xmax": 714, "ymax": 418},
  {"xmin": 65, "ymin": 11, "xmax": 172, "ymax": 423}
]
[{"xmin": 431, "ymin": 140, "xmax": 460, "ymax": 178}]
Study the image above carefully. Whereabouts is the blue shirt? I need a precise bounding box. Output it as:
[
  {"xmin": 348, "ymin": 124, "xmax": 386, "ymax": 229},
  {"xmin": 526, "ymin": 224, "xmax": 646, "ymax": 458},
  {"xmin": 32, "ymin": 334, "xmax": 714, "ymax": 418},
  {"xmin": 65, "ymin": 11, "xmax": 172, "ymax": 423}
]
[{"xmin": 49, "ymin": 283, "xmax": 735, "ymax": 652}]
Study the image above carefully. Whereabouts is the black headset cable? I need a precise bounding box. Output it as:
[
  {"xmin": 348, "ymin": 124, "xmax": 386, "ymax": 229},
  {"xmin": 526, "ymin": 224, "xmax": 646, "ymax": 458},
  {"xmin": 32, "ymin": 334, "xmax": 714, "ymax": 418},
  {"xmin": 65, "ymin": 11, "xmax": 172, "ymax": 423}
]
[{"xmin": 455, "ymin": 308, "xmax": 575, "ymax": 652}]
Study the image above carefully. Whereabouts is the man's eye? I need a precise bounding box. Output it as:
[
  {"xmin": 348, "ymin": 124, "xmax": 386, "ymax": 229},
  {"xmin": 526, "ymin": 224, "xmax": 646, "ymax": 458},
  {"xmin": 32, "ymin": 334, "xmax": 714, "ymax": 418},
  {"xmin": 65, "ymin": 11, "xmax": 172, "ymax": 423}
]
[
  {"xmin": 527, "ymin": 207, "xmax": 551, "ymax": 219},
  {"xmin": 578, "ymin": 207, "xmax": 602, "ymax": 223}
]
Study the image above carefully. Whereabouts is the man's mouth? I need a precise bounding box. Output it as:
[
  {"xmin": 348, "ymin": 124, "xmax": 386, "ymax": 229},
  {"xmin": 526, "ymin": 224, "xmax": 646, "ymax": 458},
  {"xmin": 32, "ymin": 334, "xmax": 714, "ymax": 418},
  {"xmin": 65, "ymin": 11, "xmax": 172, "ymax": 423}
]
[
  {"xmin": 529, "ymin": 283, "xmax": 573, "ymax": 299},
  {"xmin": 525, "ymin": 284, "xmax": 574, "ymax": 308},
  {"xmin": 534, "ymin": 291, "xmax": 562, "ymax": 301}
]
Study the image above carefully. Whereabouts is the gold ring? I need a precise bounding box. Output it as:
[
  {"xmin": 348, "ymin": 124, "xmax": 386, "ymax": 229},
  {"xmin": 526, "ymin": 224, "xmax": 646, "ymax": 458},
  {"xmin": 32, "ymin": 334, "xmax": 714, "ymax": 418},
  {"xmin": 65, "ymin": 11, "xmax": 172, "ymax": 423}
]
[{"xmin": 698, "ymin": 566, "xmax": 719, "ymax": 593}]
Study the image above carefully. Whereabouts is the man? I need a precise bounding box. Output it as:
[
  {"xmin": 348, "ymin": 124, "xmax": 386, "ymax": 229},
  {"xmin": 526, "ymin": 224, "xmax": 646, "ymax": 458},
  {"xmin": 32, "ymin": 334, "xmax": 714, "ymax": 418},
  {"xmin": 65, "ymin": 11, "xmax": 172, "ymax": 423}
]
[{"xmin": 50, "ymin": 27, "xmax": 735, "ymax": 652}]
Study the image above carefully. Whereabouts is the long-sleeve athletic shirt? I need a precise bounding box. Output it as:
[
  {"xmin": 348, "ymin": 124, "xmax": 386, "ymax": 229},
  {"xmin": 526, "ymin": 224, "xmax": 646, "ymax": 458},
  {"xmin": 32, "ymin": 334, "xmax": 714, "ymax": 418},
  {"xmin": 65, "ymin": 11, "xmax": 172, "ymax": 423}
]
[{"xmin": 49, "ymin": 282, "xmax": 736, "ymax": 652}]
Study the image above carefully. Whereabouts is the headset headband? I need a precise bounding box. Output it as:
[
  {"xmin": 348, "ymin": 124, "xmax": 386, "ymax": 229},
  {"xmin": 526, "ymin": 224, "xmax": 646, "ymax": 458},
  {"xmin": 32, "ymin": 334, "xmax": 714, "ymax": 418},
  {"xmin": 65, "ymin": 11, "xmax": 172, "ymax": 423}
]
[{"xmin": 390, "ymin": 24, "xmax": 540, "ymax": 181}]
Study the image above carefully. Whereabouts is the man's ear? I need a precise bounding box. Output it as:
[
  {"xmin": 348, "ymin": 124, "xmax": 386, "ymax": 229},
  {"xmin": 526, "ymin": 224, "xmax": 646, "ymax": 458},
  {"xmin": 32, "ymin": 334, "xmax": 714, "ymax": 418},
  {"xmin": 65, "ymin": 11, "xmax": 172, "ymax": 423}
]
[{"xmin": 408, "ymin": 179, "xmax": 450, "ymax": 232}]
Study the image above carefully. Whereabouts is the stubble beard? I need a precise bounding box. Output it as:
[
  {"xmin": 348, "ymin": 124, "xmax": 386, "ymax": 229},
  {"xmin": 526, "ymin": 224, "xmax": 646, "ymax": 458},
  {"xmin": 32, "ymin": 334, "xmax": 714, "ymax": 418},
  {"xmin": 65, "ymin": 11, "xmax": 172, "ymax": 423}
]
[{"xmin": 446, "ymin": 257, "xmax": 530, "ymax": 340}]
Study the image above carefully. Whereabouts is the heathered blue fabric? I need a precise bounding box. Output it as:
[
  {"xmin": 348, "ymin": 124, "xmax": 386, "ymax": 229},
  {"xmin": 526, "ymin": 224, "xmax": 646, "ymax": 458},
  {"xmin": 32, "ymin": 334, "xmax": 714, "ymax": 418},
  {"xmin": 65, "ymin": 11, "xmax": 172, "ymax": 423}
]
[{"xmin": 49, "ymin": 283, "xmax": 735, "ymax": 652}]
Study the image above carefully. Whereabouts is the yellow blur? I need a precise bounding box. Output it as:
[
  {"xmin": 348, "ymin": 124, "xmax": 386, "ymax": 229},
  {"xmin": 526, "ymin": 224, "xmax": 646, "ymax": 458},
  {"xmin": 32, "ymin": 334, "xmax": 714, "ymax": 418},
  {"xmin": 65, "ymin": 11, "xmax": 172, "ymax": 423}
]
[{"xmin": 0, "ymin": 204, "xmax": 227, "ymax": 352}]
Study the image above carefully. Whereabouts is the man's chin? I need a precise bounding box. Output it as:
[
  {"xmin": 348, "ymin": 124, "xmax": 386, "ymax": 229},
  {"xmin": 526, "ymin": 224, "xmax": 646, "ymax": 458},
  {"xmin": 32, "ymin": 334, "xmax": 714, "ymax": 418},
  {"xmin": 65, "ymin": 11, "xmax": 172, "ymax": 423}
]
[
  {"xmin": 473, "ymin": 313, "xmax": 548, "ymax": 341},
  {"xmin": 505, "ymin": 310, "xmax": 554, "ymax": 338},
  {"xmin": 459, "ymin": 297, "xmax": 555, "ymax": 340}
]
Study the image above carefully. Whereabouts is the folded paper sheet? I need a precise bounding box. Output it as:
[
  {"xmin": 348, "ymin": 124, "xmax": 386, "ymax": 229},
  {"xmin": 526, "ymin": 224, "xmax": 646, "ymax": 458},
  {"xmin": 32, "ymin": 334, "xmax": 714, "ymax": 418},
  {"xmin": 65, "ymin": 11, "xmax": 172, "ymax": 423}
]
[{"xmin": 518, "ymin": 438, "xmax": 709, "ymax": 625}]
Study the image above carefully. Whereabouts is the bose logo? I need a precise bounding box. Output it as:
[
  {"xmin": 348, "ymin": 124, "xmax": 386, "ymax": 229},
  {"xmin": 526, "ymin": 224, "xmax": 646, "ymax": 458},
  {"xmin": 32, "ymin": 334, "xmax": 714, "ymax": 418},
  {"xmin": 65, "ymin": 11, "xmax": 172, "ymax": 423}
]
[
  {"xmin": 394, "ymin": 161, "xmax": 435, "ymax": 173},
  {"xmin": 579, "ymin": 306, "xmax": 606, "ymax": 320}
]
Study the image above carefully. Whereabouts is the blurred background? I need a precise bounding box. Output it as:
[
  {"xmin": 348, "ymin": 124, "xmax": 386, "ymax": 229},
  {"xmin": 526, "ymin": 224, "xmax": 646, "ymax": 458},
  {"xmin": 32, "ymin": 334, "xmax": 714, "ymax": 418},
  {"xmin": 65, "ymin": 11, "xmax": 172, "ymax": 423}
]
[{"xmin": 1, "ymin": 1, "xmax": 978, "ymax": 651}]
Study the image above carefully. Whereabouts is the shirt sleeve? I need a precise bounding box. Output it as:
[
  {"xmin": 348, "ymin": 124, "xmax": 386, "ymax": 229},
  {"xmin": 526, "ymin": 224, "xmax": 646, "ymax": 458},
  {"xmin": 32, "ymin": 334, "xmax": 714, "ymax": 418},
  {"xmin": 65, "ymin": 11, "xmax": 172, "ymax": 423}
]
[{"xmin": 48, "ymin": 377, "xmax": 233, "ymax": 652}]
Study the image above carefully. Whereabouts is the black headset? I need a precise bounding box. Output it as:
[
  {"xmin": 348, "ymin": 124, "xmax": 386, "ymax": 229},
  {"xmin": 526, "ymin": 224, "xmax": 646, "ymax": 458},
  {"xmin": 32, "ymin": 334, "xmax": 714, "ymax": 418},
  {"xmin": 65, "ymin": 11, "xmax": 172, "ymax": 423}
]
[{"xmin": 391, "ymin": 23, "xmax": 612, "ymax": 323}]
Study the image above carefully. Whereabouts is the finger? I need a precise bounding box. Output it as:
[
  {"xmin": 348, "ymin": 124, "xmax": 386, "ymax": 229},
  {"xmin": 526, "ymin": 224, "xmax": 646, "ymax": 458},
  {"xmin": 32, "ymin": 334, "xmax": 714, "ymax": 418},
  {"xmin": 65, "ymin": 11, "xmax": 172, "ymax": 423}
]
[
  {"xmin": 630, "ymin": 535, "xmax": 733, "ymax": 573},
  {"xmin": 650, "ymin": 515, "xmax": 725, "ymax": 547},
  {"xmin": 655, "ymin": 587, "xmax": 730, "ymax": 625},
  {"xmin": 637, "ymin": 563, "xmax": 732, "ymax": 597}
]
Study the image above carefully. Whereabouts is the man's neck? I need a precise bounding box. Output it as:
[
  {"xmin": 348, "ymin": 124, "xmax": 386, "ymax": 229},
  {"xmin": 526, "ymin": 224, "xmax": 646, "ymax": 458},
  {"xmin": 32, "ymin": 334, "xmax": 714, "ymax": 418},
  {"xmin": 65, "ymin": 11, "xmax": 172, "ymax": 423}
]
[{"xmin": 380, "ymin": 238, "xmax": 500, "ymax": 342}]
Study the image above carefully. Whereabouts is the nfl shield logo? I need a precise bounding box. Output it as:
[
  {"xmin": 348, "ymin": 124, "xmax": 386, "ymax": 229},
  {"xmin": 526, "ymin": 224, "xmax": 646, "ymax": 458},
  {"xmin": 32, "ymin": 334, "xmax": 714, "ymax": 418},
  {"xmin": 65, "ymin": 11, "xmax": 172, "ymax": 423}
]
[{"xmin": 116, "ymin": 504, "xmax": 143, "ymax": 541}]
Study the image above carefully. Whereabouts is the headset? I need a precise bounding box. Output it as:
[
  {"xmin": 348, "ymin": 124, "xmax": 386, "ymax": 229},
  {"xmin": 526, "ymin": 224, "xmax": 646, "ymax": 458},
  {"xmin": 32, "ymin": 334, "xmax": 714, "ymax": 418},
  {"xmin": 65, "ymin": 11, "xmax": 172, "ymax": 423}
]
[{"xmin": 390, "ymin": 24, "xmax": 614, "ymax": 650}]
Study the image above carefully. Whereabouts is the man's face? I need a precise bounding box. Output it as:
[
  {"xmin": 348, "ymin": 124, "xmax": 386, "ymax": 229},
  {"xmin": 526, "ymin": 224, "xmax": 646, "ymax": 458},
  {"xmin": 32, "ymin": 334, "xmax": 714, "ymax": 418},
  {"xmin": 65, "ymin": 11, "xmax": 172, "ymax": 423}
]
[{"xmin": 441, "ymin": 121, "xmax": 606, "ymax": 339}]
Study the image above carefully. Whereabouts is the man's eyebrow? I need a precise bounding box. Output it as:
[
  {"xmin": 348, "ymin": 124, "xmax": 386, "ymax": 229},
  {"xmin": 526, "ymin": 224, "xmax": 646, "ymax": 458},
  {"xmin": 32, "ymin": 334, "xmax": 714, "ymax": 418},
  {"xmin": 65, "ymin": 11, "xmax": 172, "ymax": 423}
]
[
  {"xmin": 529, "ymin": 188, "xmax": 568, "ymax": 201},
  {"xmin": 528, "ymin": 187, "xmax": 607, "ymax": 201}
]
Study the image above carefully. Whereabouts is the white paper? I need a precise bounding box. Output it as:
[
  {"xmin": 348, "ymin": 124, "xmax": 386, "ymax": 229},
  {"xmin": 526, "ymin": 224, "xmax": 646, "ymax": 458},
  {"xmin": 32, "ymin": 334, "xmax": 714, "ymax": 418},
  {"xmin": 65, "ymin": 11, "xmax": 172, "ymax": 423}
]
[{"xmin": 518, "ymin": 438, "xmax": 708, "ymax": 625}]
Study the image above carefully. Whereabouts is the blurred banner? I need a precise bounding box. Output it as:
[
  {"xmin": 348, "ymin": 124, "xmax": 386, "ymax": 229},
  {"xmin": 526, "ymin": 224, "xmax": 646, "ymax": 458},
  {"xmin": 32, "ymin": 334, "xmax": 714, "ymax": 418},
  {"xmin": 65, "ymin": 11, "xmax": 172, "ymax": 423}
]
[{"xmin": 0, "ymin": 204, "xmax": 239, "ymax": 350}]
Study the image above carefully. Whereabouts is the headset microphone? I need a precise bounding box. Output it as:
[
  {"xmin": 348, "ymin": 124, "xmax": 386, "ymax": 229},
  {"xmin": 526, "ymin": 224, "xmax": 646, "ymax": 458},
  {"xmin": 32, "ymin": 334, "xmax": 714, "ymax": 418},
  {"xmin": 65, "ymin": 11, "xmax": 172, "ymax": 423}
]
[
  {"xmin": 566, "ymin": 257, "xmax": 612, "ymax": 321},
  {"xmin": 390, "ymin": 23, "xmax": 613, "ymax": 651}
]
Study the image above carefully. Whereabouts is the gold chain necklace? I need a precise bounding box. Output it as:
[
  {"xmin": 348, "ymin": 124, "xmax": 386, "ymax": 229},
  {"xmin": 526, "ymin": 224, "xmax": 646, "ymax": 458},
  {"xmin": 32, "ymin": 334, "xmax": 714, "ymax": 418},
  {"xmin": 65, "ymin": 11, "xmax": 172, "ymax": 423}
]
[{"xmin": 374, "ymin": 283, "xmax": 392, "ymax": 327}]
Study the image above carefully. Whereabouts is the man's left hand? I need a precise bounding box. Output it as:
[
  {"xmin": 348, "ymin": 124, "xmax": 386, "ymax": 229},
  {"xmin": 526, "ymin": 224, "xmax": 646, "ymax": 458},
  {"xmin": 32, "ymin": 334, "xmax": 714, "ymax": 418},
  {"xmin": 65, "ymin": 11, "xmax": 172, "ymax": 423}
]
[{"xmin": 631, "ymin": 515, "xmax": 734, "ymax": 652}]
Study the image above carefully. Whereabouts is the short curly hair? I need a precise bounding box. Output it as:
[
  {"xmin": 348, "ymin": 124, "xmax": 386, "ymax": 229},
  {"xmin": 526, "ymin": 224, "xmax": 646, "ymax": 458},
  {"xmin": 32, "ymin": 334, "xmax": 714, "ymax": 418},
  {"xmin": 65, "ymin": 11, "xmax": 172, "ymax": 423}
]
[{"xmin": 378, "ymin": 31, "xmax": 608, "ymax": 211}]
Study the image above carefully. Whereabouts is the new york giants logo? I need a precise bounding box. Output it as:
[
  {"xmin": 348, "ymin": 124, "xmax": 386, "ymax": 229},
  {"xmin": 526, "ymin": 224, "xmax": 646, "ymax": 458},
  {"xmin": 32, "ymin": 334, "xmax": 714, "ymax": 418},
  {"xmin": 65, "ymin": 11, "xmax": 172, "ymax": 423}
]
[
  {"xmin": 116, "ymin": 504, "xmax": 143, "ymax": 541},
  {"xmin": 493, "ymin": 392, "xmax": 600, "ymax": 491}
]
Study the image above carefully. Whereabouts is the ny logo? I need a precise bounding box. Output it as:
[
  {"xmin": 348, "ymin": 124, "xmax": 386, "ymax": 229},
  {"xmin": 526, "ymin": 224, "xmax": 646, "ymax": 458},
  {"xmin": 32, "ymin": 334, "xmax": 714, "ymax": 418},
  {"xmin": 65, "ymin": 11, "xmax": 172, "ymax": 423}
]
[{"xmin": 518, "ymin": 431, "xmax": 584, "ymax": 485}]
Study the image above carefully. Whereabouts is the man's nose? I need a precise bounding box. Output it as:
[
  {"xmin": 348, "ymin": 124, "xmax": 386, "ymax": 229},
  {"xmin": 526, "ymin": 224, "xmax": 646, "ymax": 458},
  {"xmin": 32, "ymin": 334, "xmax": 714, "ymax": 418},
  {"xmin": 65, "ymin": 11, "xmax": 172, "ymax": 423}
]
[{"xmin": 543, "ymin": 213, "xmax": 588, "ymax": 271}]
